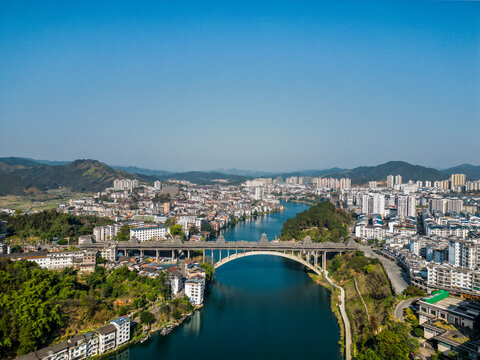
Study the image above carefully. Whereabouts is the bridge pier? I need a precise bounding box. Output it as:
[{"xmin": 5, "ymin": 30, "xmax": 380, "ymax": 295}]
[
  {"xmin": 322, "ymin": 251, "xmax": 327, "ymax": 272},
  {"xmin": 156, "ymin": 250, "xmax": 159, "ymax": 261},
  {"xmin": 202, "ymin": 250, "xmax": 205, "ymax": 263},
  {"xmin": 171, "ymin": 249, "xmax": 175, "ymax": 262},
  {"xmin": 187, "ymin": 250, "xmax": 190, "ymax": 259},
  {"xmin": 140, "ymin": 249, "xmax": 144, "ymax": 259}
]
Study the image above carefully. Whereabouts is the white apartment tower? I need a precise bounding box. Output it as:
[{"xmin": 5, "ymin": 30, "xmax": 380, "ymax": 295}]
[
  {"xmin": 394, "ymin": 175, "xmax": 402, "ymax": 185},
  {"xmin": 373, "ymin": 193, "xmax": 385, "ymax": 217},
  {"xmin": 387, "ymin": 175, "xmax": 394, "ymax": 188}
]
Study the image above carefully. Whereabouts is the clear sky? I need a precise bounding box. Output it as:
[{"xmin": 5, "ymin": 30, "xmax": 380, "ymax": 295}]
[{"xmin": 0, "ymin": 0, "xmax": 479, "ymax": 172}]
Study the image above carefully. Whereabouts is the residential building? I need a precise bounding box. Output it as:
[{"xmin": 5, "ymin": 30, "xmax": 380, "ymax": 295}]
[
  {"xmin": 170, "ymin": 270, "xmax": 185, "ymax": 295},
  {"xmin": 450, "ymin": 174, "xmax": 466, "ymax": 190},
  {"xmin": 130, "ymin": 226, "xmax": 166, "ymax": 242},
  {"xmin": 418, "ymin": 290, "xmax": 480, "ymax": 329},
  {"xmin": 97, "ymin": 324, "xmax": 117, "ymax": 354},
  {"xmin": 185, "ymin": 277, "xmax": 205, "ymax": 305},
  {"xmin": 110, "ymin": 317, "xmax": 130, "ymax": 347}
]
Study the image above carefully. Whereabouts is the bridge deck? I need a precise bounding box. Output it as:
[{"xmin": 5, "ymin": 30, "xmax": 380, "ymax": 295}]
[{"xmin": 79, "ymin": 239, "xmax": 357, "ymax": 252}]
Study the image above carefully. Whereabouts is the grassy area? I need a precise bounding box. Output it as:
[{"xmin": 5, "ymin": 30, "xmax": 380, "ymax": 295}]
[
  {"xmin": 328, "ymin": 251, "xmax": 395, "ymax": 356},
  {"xmin": 0, "ymin": 190, "xmax": 91, "ymax": 211}
]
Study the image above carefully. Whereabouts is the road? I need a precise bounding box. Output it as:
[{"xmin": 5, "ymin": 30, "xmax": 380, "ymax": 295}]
[
  {"xmin": 358, "ymin": 245, "xmax": 409, "ymax": 295},
  {"xmin": 324, "ymin": 270, "xmax": 352, "ymax": 360},
  {"xmin": 394, "ymin": 297, "xmax": 422, "ymax": 321}
]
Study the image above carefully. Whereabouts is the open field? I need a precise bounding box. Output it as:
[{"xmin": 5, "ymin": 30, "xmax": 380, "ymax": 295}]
[{"xmin": 0, "ymin": 190, "xmax": 91, "ymax": 211}]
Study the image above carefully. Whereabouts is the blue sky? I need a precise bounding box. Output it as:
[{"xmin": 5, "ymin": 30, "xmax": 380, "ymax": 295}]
[{"xmin": 0, "ymin": 0, "xmax": 479, "ymax": 172}]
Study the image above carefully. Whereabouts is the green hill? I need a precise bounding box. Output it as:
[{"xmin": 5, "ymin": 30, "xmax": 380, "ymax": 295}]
[
  {"xmin": 280, "ymin": 201, "xmax": 352, "ymax": 242},
  {"xmin": 0, "ymin": 158, "xmax": 143, "ymax": 195},
  {"xmin": 441, "ymin": 163, "xmax": 480, "ymax": 180}
]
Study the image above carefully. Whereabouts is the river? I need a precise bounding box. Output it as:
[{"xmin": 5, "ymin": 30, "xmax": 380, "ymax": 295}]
[{"xmin": 113, "ymin": 201, "xmax": 341, "ymax": 360}]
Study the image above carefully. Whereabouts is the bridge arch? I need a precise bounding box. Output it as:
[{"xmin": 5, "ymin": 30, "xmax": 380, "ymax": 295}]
[{"xmin": 214, "ymin": 251, "xmax": 322, "ymax": 276}]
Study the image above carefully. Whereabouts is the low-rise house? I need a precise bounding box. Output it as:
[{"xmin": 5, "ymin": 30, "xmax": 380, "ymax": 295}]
[{"xmin": 418, "ymin": 290, "xmax": 480, "ymax": 329}]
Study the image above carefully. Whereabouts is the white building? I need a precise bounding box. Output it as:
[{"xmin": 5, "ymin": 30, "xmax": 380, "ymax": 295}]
[
  {"xmin": 100, "ymin": 245, "xmax": 117, "ymax": 262},
  {"xmin": 130, "ymin": 226, "xmax": 166, "ymax": 242},
  {"xmin": 448, "ymin": 239, "xmax": 479, "ymax": 270},
  {"xmin": 427, "ymin": 264, "xmax": 480, "ymax": 293},
  {"xmin": 254, "ymin": 187, "xmax": 264, "ymax": 201},
  {"xmin": 113, "ymin": 179, "xmax": 139, "ymax": 191},
  {"xmin": 387, "ymin": 175, "xmax": 394, "ymax": 188},
  {"xmin": 96, "ymin": 324, "xmax": 117, "ymax": 354},
  {"xmin": 373, "ymin": 193, "xmax": 385, "ymax": 217},
  {"xmin": 154, "ymin": 181, "xmax": 162, "ymax": 190},
  {"xmin": 93, "ymin": 224, "xmax": 122, "ymax": 242},
  {"xmin": 170, "ymin": 270, "xmax": 185, "ymax": 295},
  {"xmin": 185, "ymin": 277, "xmax": 205, "ymax": 305},
  {"xmin": 67, "ymin": 332, "xmax": 98, "ymax": 360},
  {"xmin": 110, "ymin": 317, "xmax": 130, "ymax": 347}
]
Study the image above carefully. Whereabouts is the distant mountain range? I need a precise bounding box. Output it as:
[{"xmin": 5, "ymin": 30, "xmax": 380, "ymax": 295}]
[
  {"xmin": 333, "ymin": 161, "xmax": 449, "ymax": 183},
  {"xmin": 111, "ymin": 165, "xmax": 170, "ymax": 177},
  {"xmin": 440, "ymin": 164, "xmax": 480, "ymax": 180},
  {"xmin": 0, "ymin": 157, "xmax": 479, "ymax": 195},
  {"xmin": 0, "ymin": 157, "xmax": 137, "ymax": 195}
]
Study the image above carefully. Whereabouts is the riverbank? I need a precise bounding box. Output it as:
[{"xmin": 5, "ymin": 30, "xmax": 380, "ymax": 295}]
[
  {"xmin": 122, "ymin": 201, "xmax": 343, "ymax": 360},
  {"xmin": 309, "ymin": 271, "xmax": 351, "ymax": 360}
]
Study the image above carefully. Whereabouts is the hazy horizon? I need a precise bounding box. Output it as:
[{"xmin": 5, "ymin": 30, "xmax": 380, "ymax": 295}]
[
  {"xmin": 1, "ymin": 1, "xmax": 479, "ymax": 171},
  {"xmin": 0, "ymin": 155, "xmax": 478, "ymax": 174}
]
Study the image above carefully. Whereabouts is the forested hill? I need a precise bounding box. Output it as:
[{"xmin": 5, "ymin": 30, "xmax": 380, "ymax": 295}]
[
  {"xmin": 334, "ymin": 161, "xmax": 448, "ymax": 183},
  {"xmin": 0, "ymin": 158, "xmax": 144, "ymax": 195},
  {"xmin": 280, "ymin": 201, "xmax": 352, "ymax": 242},
  {"xmin": 0, "ymin": 259, "xmax": 171, "ymax": 358}
]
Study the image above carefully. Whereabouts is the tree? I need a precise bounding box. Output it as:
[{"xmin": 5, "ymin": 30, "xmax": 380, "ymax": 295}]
[
  {"xmin": 140, "ymin": 310, "xmax": 155, "ymax": 325},
  {"xmin": 165, "ymin": 217, "xmax": 177, "ymax": 228},
  {"xmin": 169, "ymin": 224, "xmax": 184, "ymax": 239},
  {"xmin": 363, "ymin": 264, "xmax": 375, "ymax": 274},
  {"xmin": 172, "ymin": 309, "xmax": 182, "ymax": 321},
  {"xmin": 153, "ymin": 193, "xmax": 170, "ymax": 204},
  {"xmin": 188, "ymin": 225, "xmax": 199, "ymax": 235},
  {"xmin": 115, "ymin": 224, "xmax": 130, "ymax": 241},
  {"xmin": 200, "ymin": 262, "xmax": 215, "ymax": 282},
  {"xmin": 10, "ymin": 245, "xmax": 22, "ymax": 253},
  {"xmin": 403, "ymin": 285, "xmax": 426, "ymax": 297},
  {"xmin": 201, "ymin": 222, "xmax": 216, "ymax": 237}
]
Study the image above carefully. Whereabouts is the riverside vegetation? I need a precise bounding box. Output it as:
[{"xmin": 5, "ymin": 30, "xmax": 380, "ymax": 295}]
[{"xmin": 0, "ymin": 259, "xmax": 205, "ymax": 359}]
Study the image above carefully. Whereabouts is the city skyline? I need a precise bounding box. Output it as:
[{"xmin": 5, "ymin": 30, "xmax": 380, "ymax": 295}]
[{"xmin": 1, "ymin": 0, "xmax": 479, "ymax": 171}]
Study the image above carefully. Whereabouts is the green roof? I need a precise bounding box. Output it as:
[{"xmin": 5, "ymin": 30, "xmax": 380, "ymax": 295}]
[{"xmin": 424, "ymin": 290, "xmax": 449, "ymax": 304}]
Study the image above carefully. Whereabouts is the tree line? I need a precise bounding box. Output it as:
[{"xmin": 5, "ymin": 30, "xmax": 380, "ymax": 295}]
[{"xmin": 0, "ymin": 209, "xmax": 113, "ymax": 241}]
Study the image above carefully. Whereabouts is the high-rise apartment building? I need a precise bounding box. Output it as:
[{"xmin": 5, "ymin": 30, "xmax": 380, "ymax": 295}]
[
  {"xmin": 450, "ymin": 174, "xmax": 466, "ymax": 190},
  {"xmin": 398, "ymin": 195, "xmax": 416, "ymax": 220},
  {"xmin": 395, "ymin": 175, "xmax": 402, "ymax": 185},
  {"xmin": 397, "ymin": 195, "xmax": 408, "ymax": 221},
  {"xmin": 373, "ymin": 193, "xmax": 385, "ymax": 217},
  {"xmin": 387, "ymin": 175, "xmax": 394, "ymax": 188}
]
